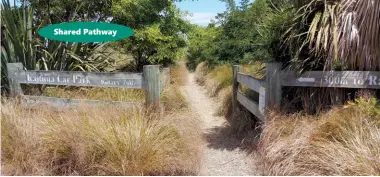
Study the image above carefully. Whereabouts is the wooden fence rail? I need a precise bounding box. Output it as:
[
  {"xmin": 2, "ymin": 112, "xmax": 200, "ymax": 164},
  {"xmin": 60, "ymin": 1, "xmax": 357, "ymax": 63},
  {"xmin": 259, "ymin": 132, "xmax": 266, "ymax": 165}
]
[
  {"xmin": 232, "ymin": 65, "xmax": 266, "ymax": 121},
  {"xmin": 232, "ymin": 62, "xmax": 380, "ymax": 122},
  {"xmin": 6, "ymin": 63, "xmax": 170, "ymax": 109}
]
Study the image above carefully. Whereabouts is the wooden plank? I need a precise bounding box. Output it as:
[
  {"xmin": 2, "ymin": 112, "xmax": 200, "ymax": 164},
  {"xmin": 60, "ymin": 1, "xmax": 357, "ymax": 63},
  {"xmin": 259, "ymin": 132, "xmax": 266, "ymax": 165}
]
[
  {"xmin": 266, "ymin": 62, "xmax": 282, "ymax": 110},
  {"xmin": 237, "ymin": 91, "xmax": 264, "ymax": 121},
  {"xmin": 6, "ymin": 63, "xmax": 24, "ymax": 97},
  {"xmin": 232, "ymin": 65, "xmax": 242, "ymax": 119},
  {"xmin": 237, "ymin": 72, "xmax": 265, "ymax": 92},
  {"xmin": 21, "ymin": 95, "xmax": 142, "ymax": 109},
  {"xmin": 143, "ymin": 65, "xmax": 160, "ymax": 106},
  {"xmin": 14, "ymin": 70, "xmax": 144, "ymax": 88},
  {"xmin": 281, "ymin": 71, "xmax": 380, "ymax": 89}
]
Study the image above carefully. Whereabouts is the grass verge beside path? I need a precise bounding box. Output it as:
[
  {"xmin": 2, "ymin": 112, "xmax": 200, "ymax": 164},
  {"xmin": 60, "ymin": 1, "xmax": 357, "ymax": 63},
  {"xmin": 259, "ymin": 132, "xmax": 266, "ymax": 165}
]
[
  {"xmin": 258, "ymin": 97, "xmax": 380, "ymax": 175},
  {"xmin": 1, "ymin": 63, "xmax": 202, "ymax": 175}
]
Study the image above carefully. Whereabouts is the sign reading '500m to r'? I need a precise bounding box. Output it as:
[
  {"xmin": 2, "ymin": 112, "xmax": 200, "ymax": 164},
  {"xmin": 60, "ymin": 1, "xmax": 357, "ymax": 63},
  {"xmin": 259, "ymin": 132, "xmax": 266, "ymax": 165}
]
[{"xmin": 38, "ymin": 22, "xmax": 134, "ymax": 42}]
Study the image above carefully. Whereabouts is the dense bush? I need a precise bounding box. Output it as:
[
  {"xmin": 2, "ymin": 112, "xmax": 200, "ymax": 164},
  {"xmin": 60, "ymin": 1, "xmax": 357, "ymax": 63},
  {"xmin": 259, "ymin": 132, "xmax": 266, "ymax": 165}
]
[
  {"xmin": 186, "ymin": 0, "xmax": 292, "ymax": 69},
  {"xmin": 187, "ymin": 0, "xmax": 380, "ymax": 113}
]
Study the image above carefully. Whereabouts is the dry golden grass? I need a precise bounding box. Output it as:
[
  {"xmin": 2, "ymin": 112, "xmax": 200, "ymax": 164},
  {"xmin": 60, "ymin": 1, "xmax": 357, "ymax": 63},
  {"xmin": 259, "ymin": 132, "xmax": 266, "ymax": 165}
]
[
  {"xmin": 161, "ymin": 64, "xmax": 189, "ymax": 112},
  {"xmin": 194, "ymin": 62, "xmax": 209, "ymax": 86},
  {"xmin": 258, "ymin": 97, "xmax": 380, "ymax": 175},
  {"xmin": 1, "ymin": 63, "xmax": 203, "ymax": 176},
  {"xmin": 170, "ymin": 61, "xmax": 188, "ymax": 86},
  {"xmin": 195, "ymin": 63, "xmax": 232, "ymax": 97},
  {"xmin": 1, "ymin": 103, "xmax": 202, "ymax": 175},
  {"xmin": 204, "ymin": 65, "xmax": 232, "ymax": 97},
  {"xmin": 215, "ymin": 87, "xmax": 233, "ymax": 117},
  {"xmin": 242, "ymin": 62, "xmax": 265, "ymax": 79}
]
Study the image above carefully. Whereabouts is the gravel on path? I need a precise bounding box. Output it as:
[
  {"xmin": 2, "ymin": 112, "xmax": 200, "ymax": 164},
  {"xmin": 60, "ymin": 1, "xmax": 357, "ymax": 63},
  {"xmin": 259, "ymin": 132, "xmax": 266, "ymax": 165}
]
[{"xmin": 181, "ymin": 73, "xmax": 259, "ymax": 176}]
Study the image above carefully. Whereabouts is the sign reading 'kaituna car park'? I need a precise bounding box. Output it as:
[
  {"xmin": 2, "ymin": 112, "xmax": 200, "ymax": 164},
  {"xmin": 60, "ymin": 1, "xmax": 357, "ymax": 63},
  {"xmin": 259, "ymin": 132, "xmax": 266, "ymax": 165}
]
[{"xmin": 14, "ymin": 70, "xmax": 144, "ymax": 89}]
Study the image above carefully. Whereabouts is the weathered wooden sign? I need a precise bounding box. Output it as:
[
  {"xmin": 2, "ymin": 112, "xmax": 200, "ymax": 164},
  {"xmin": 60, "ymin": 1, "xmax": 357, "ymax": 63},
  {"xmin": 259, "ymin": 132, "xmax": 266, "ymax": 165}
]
[
  {"xmin": 281, "ymin": 71, "xmax": 380, "ymax": 89},
  {"xmin": 232, "ymin": 63, "xmax": 380, "ymax": 123},
  {"xmin": 14, "ymin": 70, "xmax": 144, "ymax": 89},
  {"xmin": 7, "ymin": 63, "xmax": 171, "ymax": 109}
]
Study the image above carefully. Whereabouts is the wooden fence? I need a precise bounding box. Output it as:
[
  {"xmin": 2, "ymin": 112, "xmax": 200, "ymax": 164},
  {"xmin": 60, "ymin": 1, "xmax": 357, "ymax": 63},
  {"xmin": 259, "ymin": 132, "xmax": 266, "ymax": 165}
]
[
  {"xmin": 232, "ymin": 62, "xmax": 380, "ymax": 121},
  {"xmin": 6, "ymin": 63, "xmax": 170, "ymax": 109}
]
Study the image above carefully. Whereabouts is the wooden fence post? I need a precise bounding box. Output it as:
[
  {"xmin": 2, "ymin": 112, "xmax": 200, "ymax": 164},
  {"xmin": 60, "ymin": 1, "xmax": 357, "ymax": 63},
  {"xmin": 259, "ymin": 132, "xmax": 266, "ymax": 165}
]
[
  {"xmin": 232, "ymin": 65, "xmax": 242, "ymax": 117},
  {"xmin": 143, "ymin": 65, "xmax": 160, "ymax": 107},
  {"xmin": 265, "ymin": 62, "xmax": 282, "ymax": 111},
  {"xmin": 6, "ymin": 63, "xmax": 24, "ymax": 98}
]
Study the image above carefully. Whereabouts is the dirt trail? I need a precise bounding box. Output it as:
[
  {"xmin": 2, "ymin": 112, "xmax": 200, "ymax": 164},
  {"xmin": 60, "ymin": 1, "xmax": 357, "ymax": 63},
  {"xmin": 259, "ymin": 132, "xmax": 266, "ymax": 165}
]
[{"xmin": 181, "ymin": 73, "xmax": 258, "ymax": 176}]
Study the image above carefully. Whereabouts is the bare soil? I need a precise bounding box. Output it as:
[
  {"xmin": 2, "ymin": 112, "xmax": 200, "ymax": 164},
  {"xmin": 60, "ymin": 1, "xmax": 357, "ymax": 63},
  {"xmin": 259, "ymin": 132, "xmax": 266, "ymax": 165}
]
[{"xmin": 181, "ymin": 73, "xmax": 259, "ymax": 176}]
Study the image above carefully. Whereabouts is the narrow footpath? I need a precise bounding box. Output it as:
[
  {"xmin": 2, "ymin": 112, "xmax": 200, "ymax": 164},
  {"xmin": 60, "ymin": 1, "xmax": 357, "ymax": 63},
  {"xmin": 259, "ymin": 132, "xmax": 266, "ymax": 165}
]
[{"xmin": 181, "ymin": 73, "xmax": 258, "ymax": 176}]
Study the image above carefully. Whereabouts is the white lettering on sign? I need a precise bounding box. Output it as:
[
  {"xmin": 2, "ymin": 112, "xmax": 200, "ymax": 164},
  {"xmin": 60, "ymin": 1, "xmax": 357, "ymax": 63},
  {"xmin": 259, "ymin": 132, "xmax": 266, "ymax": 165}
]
[
  {"xmin": 57, "ymin": 76, "xmax": 70, "ymax": 83},
  {"xmin": 354, "ymin": 78, "xmax": 365, "ymax": 85},
  {"xmin": 101, "ymin": 80, "xmax": 120, "ymax": 86},
  {"xmin": 322, "ymin": 74, "xmax": 380, "ymax": 86},
  {"xmin": 27, "ymin": 74, "xmax": 55, "ymax": 83},
  {"xmin": 324, "ymin": 76, "xmax": 349, "ymax": 85},
  {"xmin": 73, "ymin": 75, "xmax": 90, "ymax": 84},
  {"xmin": 123, "ymin": 80, "xmax": 136, "ymax": 86}
]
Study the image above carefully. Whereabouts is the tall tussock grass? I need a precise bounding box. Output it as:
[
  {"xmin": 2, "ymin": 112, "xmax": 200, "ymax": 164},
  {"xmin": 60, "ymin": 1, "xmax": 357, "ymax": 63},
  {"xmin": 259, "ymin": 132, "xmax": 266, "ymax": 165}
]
[
  {"xmin": 258, "ymin": 97, "xmax": 380, "ymax": 175},
  {"xmin": 1, "ymin": 63, "xmax": 202, "ymax": 175},
  {"xmin": 162, "ymin": 64, "xmax": 189, "ymax": 112},
  {"xmin": 170, "ymin": 61, "xmax": 188, "ymax": 86},
  {"xmin": 1, "ymin": 102, "xmax": 202, "ymax": 175},
  {"xmin": 194, "ymin": 62, "xmax": 209, "ymax": 86},
  {"xmin": 195, "ymin": 62, "xmax": 232, "ymax": 97}
]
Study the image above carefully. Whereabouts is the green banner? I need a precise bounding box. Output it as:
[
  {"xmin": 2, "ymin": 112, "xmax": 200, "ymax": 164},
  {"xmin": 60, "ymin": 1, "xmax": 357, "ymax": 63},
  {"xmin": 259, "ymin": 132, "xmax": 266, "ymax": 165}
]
[{"xmin": 38, "ymin": 22, "xmax": 134, "ymax": 42}]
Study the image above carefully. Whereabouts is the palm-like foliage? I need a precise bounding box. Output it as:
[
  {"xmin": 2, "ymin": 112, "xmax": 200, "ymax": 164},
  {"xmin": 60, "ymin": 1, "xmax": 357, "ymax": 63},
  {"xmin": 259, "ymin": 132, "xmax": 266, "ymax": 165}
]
[
  {"xmin": 283, "ymin": 0, "xmax": 380, "ymax": 71},
  {"xmin": 1, "ymin": 0, "xmax": 114, "ymax": 93},
  {"xmin": 268, "ymin": 0, "xmax": 380, "ymax": 113},
  {"xmin": 337, "ymin": 0, "xmax": 380, "ymax": 71},
  {"xmin": 1, "ymin": 0, "xmax": 35, "ymax": 92}
]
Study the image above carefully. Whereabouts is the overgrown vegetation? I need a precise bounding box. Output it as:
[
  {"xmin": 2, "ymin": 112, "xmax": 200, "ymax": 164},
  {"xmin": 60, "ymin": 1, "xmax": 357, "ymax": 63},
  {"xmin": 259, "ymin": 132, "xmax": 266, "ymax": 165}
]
[
  {"xmin": 258, "ymin": 97, "xmax": 380, "ymax": 175},
  {"xmin": 1, "ymin": 0, "xmax": 202, "ymax": 173},
  {"xmin": 195, "ymin": 60, "xmax": 380, "ymax": 175},
  {"xmin": 187, "ymin": 0, "xmax": 380, "ymax": 113},
  {"xmin": 1, "ymin": 63, "xmax": 203, "ymax": 175},
  {"xmin": 187, "ymin": 0, "xmax": 289, "ymax": 69},
  {"xmin": 1, "ymin": 104, "xmax": 202, "ymax": 175}
]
